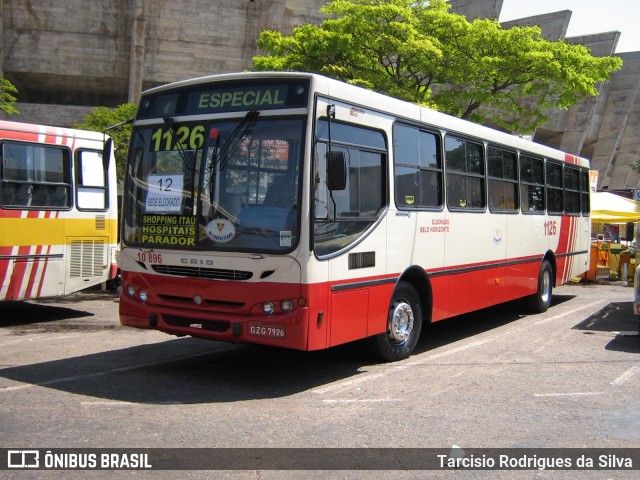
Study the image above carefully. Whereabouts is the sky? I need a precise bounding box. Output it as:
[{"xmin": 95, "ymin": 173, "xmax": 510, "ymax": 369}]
[{"xmin": 499, "ymin": 0, "xmax": 640, "ymax": 53}]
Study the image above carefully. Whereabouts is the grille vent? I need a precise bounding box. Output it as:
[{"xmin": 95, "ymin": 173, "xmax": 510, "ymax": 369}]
[
  {"xmin": 95, "ymin": 215, "xmax": 106, "ymax": 230},
  {"xmin": 70, "ymin": 239, "xmax": 105, "ymax": 278},
  {"xmin": 348, "ymin": 251, "xmax": 376, "ymax": 269},
  {"xmin": 152, "ymin": 265, "xmax": 253, "ymax": 281}
]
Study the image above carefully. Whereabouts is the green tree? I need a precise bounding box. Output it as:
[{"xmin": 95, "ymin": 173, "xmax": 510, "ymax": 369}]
[
  {"xmin": 253, "ymin": 0, "xmax": 622, "ymax": 133},
  {"xmin": 75, "ymin": 103, "xmax": 136, "ymax": 180},
  {"xmin": 0, "ymin": 78, "xmax": 20, "ymax": 115}
]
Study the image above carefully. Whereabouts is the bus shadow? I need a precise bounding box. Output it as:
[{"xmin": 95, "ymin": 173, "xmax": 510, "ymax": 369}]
[
  {"xmin": 0, "ymin": 301, "xmax": 94, "ymax": 327},
  {"xmin": 26, "ymin": 289, "xmax": 120, "ymax": 304},
  {"xmin": 0, "ymin": 294, "xmax": 576, "ymax": 404},
  {"xmin": 0, "ymin": 338, "xmax": 368, "ymax": 404},
  {"xmin": 573, "ymin": 301, "xmax": 640, "ymax": 354},
  {"xmin": 413, "ymin": 294, "xmax": 575, "ymax": 355}
]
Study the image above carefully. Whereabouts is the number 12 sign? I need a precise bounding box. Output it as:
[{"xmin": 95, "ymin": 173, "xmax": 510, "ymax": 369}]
[{"xmin": 145, "ymin": 174, "xmax": 184, "ymax": 212}]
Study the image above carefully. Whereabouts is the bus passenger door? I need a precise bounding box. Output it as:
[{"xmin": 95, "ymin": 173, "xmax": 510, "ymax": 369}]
[
  {"xmin": 327, "ymin": 220, "xmax": 389, "ymax": 347},
  {"xmin": 313, "ymin": 99, "xmax": 389, "ymax": 346}
]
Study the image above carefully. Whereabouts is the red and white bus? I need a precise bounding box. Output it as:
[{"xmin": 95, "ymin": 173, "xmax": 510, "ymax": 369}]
[
  {"xmin": 0, "ymin": 120, "xmax": 119, "ymax": 301},
  {"xmin": 118, "ymin": 72, "xmax": 590, "ymax": 361}
]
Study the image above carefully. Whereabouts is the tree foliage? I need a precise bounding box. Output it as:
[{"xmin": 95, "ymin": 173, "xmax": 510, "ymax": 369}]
[
  {"xmin": 253, "ymin": 0, "xmax": 622, "ymax": 133},
  {"xmin": 75, "ymin": 103, "xmax": 136, "ymax": 180},
  {"xmin": 0, "ymin": 78, "xmax": 20, "ymax": 115}
]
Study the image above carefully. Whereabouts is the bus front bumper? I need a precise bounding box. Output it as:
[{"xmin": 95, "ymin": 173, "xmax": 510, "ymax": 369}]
[{"xmin": 119, "ymin": 291, "xmax": 311, "ymax": 350}]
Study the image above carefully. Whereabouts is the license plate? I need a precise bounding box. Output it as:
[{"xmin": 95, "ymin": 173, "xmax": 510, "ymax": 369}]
[{"xmin": 248, "ymin": 322, "xmax": 286, "ymax": 338}]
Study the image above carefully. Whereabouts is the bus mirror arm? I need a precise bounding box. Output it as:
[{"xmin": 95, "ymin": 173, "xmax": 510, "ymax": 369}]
[
  {"xmin": 102, "ymin": 117, "xmax": 133, "ymax": 169},
  {"xmin": 102, "ymin": 138, "xmax": 113, "ymax": 170},
  {"xmin": 325, "ymin": 103, "xmax": 345, "ymax": 221}
]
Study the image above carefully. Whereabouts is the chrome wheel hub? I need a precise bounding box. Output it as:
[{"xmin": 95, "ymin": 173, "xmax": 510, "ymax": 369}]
[{"xmin": 389, "ymin": 301, "xmax": 414, "ymax": 342}]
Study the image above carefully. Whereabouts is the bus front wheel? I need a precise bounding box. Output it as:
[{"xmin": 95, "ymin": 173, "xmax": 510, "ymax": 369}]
[
  {"xmin": 367, "ymin": 281, "xmax": 422, "ymax": 362},
  {"xmin": 527, "ymin": 260, "xmax": 553, "ymax": 313}
]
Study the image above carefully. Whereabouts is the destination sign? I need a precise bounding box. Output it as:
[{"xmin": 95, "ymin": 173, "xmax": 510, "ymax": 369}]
[
  {"xmin": 191, "ymin": 86, "xmax": 287, "ymax": 112},
  {"xmin": 136, "ymin": 79, "xmax": 310, "ymax": 119}
]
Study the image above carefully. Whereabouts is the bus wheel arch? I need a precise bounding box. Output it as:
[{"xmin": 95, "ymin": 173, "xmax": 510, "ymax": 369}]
[
  {"xmin": 398, "ymin": 266, "xmax": 432, "ymax": 324},
  {"xmin": 367, "ymin": 267, "xmax": 430, "ymax": 362}
]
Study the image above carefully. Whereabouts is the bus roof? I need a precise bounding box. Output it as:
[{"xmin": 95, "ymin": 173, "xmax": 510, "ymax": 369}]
[
  {"xmin": 141, "ymin": 71, "xmax": 590, "ymax": 168},
  {"xmin": 0, "ymin": 120, "xmax": 105, "ymax": 142}
]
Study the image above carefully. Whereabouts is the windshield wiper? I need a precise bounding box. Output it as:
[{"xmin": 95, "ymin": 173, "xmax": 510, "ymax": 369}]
[
  {"xmin": 207, "ymin": 110, "xmax": 260, "ymax": 211},
  {"xmin": 163, "ymin": 115, "xmax": 197, "ymax": 173},
  {"xmin": 210, "ymin": 110, "xmax": 260, "ymax": 173}
]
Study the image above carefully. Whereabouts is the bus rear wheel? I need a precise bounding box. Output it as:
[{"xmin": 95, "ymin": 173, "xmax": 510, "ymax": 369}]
[
  {"xmin": 367, "ymin": 281, "xmax": 422, "ymax": 362},
  {"xmin": 527, "ymin": 260, "xmax": 553, "ymax": 313}
]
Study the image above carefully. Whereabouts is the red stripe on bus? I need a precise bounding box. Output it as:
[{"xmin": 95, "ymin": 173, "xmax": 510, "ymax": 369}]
[
  {"xmin": 0, "ymin": 257, "xmax": 9, "ymax": 294},
  {"xmin": 35, "ymin": 211, "xmax": 56, "ymax": 298},
  {"xmin": 4, "ymin": 246, "xmax": 30, "ymax": 300},
  {"xmin": 0, "ymin": 128, "xmax": 39, "ymax": 142},
  {"xmin": 568, "ymin": 216, "xmax": 578, "ymax": 282},
  {"xmin": 557, "ymin": 216, "xmax": 568, "ymax": 282},
  {"xmin": 23, "ymin": 245, "xmax": 43, "ymax": 300},
  {"xmin": 36, "ymin": 255, "xmax": 50, "ymax": 298},
  {"xmin": 0, "ymin": 210, "xmax": 23, "ymax": 219},
  {"xmin": 0, "ymin": 242, "xmax": 13, "ymax": 290},
  {"xmin": 23, "ymin": 210, "xmax": 48, "ymax": 300},
  {"xmin": 564, "ymin": 153, "xmax": 579, "ymax": 165}
]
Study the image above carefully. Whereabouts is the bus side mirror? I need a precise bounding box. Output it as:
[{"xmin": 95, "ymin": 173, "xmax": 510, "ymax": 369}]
[
  {"xmin": 102, "ymin": 138, "xmax": 113, "ymax": 170},
  {"xmin": 328, "ymin": 151, "xmax": 346, "ymax": 191}
]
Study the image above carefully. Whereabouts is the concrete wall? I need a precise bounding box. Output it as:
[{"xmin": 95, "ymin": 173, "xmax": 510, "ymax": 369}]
[
  {"xmin": 1, "ymin": 0, "xmax": 327, "ymax": 125},
  {"xmin": 448, "ymin": 0, "xmax": 503, "ymax": 20},
  {"xmin": 2, "ymin": 0, "xmax": 639, "ymax": 191}
]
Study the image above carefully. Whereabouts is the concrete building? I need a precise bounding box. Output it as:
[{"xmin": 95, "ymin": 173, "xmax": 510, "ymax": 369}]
[
  {"xmin": 0, "ymin": 0, "xmax": 328, "ymax": 125},
  {"xmin": 1, "ymin": 0, "xmax": 638, "ymax": 191}
]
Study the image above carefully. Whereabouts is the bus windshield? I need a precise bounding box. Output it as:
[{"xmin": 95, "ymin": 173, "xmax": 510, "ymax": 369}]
[{"xmin": 122, "ymin": 116, "xmax": 305, "ymax": 253}]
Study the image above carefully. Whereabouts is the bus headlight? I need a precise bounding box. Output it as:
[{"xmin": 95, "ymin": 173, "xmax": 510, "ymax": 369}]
[
  {"xmin": 280, "ymin": 299, "xmax": 293, "ymax": 312},
  {"xmin": 127, "ymin": 285, "xmax": 136, "ymax": 296},
  {"xmin": 139, "ymin": 289, "xmax": 148, "ymax": 302},
  {"xmin": 263, "ymin": 301, "xmax": 275, "ymax": 315}
]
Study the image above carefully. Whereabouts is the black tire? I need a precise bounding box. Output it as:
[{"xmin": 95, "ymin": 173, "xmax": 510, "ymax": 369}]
[
  {"xmin": 527, "ymin": 260, "xmax": 553, "ymax": 313},
  {"xmin": 367, "ymin": 281, "xmax": 422, "ymax": 362}
]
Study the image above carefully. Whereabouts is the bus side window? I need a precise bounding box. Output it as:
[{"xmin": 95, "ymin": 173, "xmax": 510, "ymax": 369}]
[
  {"xmin": 393, "ymin": 123, "xmax": 443, "ymax": 209},
  {"xmin": 580, "ymin": 169, "xmax": 590, "ymax": 215},
  {"xmin": 445, "ymin": 136, "xmax": 485, "ymax": 210},
  {"xmin": 4, "ymin": 183, "xmax": 32, "ymax": 206},
  {"xmin": 520, "ymin": 154, "xmax": 545, "ymax": 213},
  {"xmin": 488, "ymin": 146, "xmax": 518, "ymax": 212},
  {"xmin": 76, "ymin": 150, "xmax": 107, "ymax": 210},
  {"xmin": 564, "ymin": 166, "xmax": 581, "ymax": 215},
  {"xmin": 1, "ymin": 142, "xmax": 29, "ymax": 207},
  {"xmin": 0, "ymin": 141, "xmax": 71, "ymax": 209},
  {"xmin": 546, "ymin": 161, "xmax": 563, "ymax": 215}
]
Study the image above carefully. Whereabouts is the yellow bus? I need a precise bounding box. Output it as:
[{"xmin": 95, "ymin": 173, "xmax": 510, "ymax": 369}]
[{"xmin": 0, "ymin": 120, "xmax": 119, "ymax": 301}]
